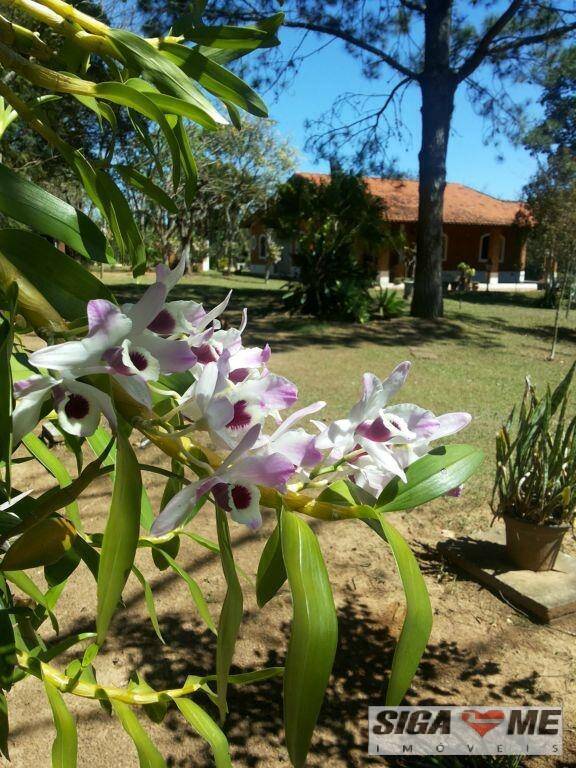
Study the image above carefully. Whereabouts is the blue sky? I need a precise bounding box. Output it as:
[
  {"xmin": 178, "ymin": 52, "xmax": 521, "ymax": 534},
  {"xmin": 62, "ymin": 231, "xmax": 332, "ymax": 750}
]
[{"xmin": 265, "ymin": 27, "xmax": 542, "ymax": 201}]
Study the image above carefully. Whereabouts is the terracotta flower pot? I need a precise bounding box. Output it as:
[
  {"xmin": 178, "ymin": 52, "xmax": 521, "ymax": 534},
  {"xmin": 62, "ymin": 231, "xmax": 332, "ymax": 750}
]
[{"xmin": 504, "ymin": 515, "xmax": 570, "ymax": 572}]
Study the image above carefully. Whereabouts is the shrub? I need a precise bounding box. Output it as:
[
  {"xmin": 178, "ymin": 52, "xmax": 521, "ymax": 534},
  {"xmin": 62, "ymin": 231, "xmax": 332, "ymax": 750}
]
[{"xmin": 376, "ymin": 287, "xmax": 405, "ymax": 319}]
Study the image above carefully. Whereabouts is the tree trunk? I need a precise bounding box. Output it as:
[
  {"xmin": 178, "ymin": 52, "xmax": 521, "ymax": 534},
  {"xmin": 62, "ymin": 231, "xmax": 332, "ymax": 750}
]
[{"xmin": 411, "ymin": 0, "xmax": 456, "ymax": 319}]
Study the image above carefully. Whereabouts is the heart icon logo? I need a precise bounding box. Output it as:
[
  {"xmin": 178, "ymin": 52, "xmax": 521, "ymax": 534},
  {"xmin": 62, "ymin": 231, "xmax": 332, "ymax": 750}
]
[{"xmin": 461, "ymin": 709, "xmax": 505, "ymax": 737}]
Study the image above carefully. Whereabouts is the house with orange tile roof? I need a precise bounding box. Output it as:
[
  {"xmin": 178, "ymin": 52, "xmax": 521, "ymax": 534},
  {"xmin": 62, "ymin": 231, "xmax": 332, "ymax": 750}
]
[{"xmin": 247, "ymin": 173, "xmax": 533, "ymax": 288}]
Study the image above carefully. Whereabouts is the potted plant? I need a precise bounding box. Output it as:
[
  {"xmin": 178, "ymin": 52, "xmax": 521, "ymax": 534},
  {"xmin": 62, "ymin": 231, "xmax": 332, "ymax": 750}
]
[{"xmin": 492, "ymin": 363, "xmax": 576, "ymax": 571}]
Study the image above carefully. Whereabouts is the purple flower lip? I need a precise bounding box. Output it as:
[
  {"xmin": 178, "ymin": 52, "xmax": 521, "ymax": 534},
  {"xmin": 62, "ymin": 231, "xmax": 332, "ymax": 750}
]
[
  {"xmin": 129, "ymin": 350, "xmax": 149, "ymax": 371},
  {"xmin": 231, "ymin": 484, "xmax": 252, "ymax": 510},
  {"xmin": 64, "ymin": 393, "xmax": 90, "ymax": 419},
  {"xmin": 357, "ymin": 418, "xmax": 393, "ymax": 443},
  {"xmin": 229, "ymin": 367, "xmax": 249, "ymax": 384},
  {"xmin": 226, "ymin": 400, "xmax": 252, "ymax": 430},
  {"xmin": 192, "ymin": 344, "xmax": 219, "ymax": 365},
  {"xmin": 148, "ymin": 308, "xmax": 177, "ymax": 335}
]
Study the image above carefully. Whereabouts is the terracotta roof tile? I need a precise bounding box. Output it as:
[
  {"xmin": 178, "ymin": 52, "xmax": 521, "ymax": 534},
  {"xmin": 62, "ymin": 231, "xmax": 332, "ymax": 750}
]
[{"xmin": 297, "ymin": 173, "xmax": 530, "ymax": 226}]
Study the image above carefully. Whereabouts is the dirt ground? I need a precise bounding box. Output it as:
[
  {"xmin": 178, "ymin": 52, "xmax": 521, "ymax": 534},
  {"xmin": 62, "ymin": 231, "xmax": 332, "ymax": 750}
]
[{"xmin": 4, "ymin": 433, "xmax": 575, "ymax": 768}]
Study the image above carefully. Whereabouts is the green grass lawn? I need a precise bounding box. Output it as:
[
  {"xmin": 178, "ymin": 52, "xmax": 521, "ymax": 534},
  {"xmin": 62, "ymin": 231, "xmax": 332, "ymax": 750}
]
[{"xmin": 104, "ymin": 269, "xmax": 576, "ymax": 519}]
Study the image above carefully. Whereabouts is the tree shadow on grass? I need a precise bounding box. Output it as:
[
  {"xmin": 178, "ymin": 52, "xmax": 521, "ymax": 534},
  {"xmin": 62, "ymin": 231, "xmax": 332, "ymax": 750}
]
[{"xmin": 110, "ymin": 279, "xmax": 511, "ymax": 353}]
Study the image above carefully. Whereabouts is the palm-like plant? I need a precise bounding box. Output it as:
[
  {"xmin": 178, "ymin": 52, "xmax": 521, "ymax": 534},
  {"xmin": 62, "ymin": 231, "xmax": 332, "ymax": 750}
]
[{"xmin": 492, "ymin": 363, "xmax": 576, "ymax": 526}]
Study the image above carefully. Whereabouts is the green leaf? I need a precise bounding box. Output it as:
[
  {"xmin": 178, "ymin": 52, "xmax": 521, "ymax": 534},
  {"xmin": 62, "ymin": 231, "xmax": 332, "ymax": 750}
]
[
  {"xmin": 124, "ymin": 78, "xmax": 221, "ymax": 131},
  {"xmin": 173, "ymin": 19, "xmax": 281, "ymax": 50},
  {"xmin": 131, "ymin": 564, "xmax": 164, "ymax": 644},
  {"xmin": 197, "ymin": 13, "xmax": 284, "ymax": 66},
  {"xmin": 256, "ymin": 524, "xmax": 286, "ymax": 607},
  {"xmin": 96, "ymin": 434, "xmax": 142, "ymax": 645},
  {"xmin": 44, "ymin": 680, "xmax": 77, "ymax": 768},
  {"xmin": 73, "ymin": 94, "xmax": 117, "ymax": 131},
  {"xmin": 367, "ymin": 512, "xmax": 432, "ymax": 705},
  {"xmin": 111, "ymin": 700, "xmax": 167, "ymax": 768},
  {"xmin": 116, "ymin": 165, "xmax": 178, "ymax": 214},
  {"xmin": 0, "ymin": 229, "xmax": 114, "ymax": 328},
  {"xmin": 23, "ymin": 434, "xmax": 81, "ymax": 529},
  {"xmin": 174, "ymin": 698, "xmax": 232, "ymax": 768},
  {"xmin": 36, "ymin": 632, "xmax": 97, "ymax": 663},
  {"xmin": 4, "ymin": 570, "xmax": 50, "ymax": 609},
  {"xmin": 151, "ymin": 534, "xmax": 180, "ymax": 570},
  {"xmin": 129, "ymin": 673, "xmax": 167, "ymax": 724},
  {"xmin": 0, "ymin": 162, "xmax": 109, "ymax": 262},
  {"xmin": 0, "ymin": 691, "xmax": 8, "ymax": 759},
  {"xmin": 172, "ymin": 118, "xmax": 198, "ymax": 206},
  {"xmin": 281, "ymin": 510, "xmax": 338, "ymax": 768},
  {"xmin": 0, "ymin": 577, "xmax": 16, "ymax": 689},
  {"xmin": 87, "ymin": 428, "xmax": 153, "ymax": 530},
  {"xmin": 158, "ymin": 45, "xmax": 267, "ymax": 117},
  {"xmin": 215, "ymin": 507, "xmax": 243, "ymax": 722},
  {"xmin": 1, "ymin": 517, "xmax": 76, "ymax": 571},
  {"xmin": 107, "ymin": 30, "xmax": 227, "ymax": 126},
  {"xmin": 377, "ymin": 445, "xmax": 484, "ymax": 512},
  {"xmin": 0, "ymin": 284, "xmax": 17, "ymax": 493},
  {"xmin": 44, "ymin": 545, "xmax": 82, "ymax": 587},
  {"xmin": 94, "ymin": 171, "xmax": 146, "ymax": 276},
  {"xmin": 151, "ymin": 549, "xmax": 215, "ymax": 634}
]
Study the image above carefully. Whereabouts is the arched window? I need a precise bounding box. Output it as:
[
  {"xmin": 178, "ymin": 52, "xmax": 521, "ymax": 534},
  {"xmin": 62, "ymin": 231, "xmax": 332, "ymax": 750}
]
[
  {"xmin": 442, "ymin": 233, "xmax": 448, "ymax": 263},
  {"xmin": 498, "ymin": 234, "xmax": 506, "ymax": 264},
  {"xmin": 258, "ymin": 233, "xmax": 267, "ymax": 262},
  {"xmin": 479, "ymin": 233, "xmax": 490, "ymax": 263}
]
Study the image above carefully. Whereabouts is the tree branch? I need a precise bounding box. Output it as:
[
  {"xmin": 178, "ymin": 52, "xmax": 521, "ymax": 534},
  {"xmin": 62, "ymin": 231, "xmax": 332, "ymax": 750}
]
[
  {"xmin": 488, "ymin": 20, "xmax": 576, "ymax": 56},
  {"xmin": 281, "ymin": 18, "xmax": 420, "ymax": 80},
  {"xmin": 400, "ymin": 0, "xmax": 426, "ymax": 12},
  {"xmin": 456, "ymin": 0, "xmax": 523, "ymax": 81}
]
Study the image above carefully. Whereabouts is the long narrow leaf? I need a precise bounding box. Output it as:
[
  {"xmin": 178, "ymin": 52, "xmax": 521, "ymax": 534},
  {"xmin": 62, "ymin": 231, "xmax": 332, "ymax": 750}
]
[
  {"xmin": 96, "ymin": 434, "xmax": 142, "ymax": 644},
  {"xmin": 174, "ymin": 698, "xmax": 232, "ymax": 768},
  {"xmin": 0, "ymin": 229, "xmax": 114, "ymax": 327},
  {"xmin": 111, "ymin": 700, "xmax": 167, "ymax": 768},
  {"xmin": 0, "ymin": 162, "xmax": 108, "ymax": 262},
  {"xmin": 23, "ymin": 434, "xmax": 81, "ymax": 529},
  {"xmin": 256, "ymin": 523, "xmax": 286, "ymax": 607},
  {"xmin": 215, "ymin": 507, "xmax": 243, "ymax": 722},
  {"xmin": 367, "ymin": 512, "xmax": 432, "ymax": 705},
  {"xmin": 377, "ymin": 445, "xmax": 484, "ymax": 512},
  {"xmin": 281, "ymin": 509, "xmax": 338, "ymax": 768},
  {"xmin": 44, "ymin": 680, "xmax": 77, "ymax": 768}
]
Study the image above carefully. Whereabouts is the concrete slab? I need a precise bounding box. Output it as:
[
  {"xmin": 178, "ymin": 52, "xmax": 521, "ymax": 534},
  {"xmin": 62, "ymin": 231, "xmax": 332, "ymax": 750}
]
[{"xmin": 437, "ymin": 528, "xmax": 576, "ymax": 623}]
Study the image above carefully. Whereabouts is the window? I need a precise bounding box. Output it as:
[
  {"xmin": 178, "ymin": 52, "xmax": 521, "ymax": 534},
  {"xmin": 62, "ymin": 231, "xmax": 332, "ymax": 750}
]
[
  {"xmin": 499, "ymin": 234, "xmax": 506, "ymax": 264},
  {"xmin": 479, "ymin": 233, "xmax": 490, "ymax": 263},
  {"xmin": 442, "ymin": 233, "xmax": 448, "ymax": 263},
  {"xmin": 258, "ymin": 233, "xmax": 267, "ymax": 261}
]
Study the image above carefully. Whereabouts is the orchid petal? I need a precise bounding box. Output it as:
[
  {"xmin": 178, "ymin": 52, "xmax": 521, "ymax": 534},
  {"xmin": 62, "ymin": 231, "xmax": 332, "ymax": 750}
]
[
  {"xmin": 430, "ymin": 412, "xmax": 472, "ymax": 440},
  {"xmin": 228, "ymin": 483, "xmax": 262, "ymax": 530},
  {"xmin": 272, "ymin": 401, "xmax": 326, "ymax": 441},
  {"xmin": 359, "ymin": 439, "xmax": 407, "ymax": 482},
  {"xmin": 227, "ymin": 452, "xmax": 295, "ymax": 490},
  {"xmin": 221, "ymin": 424, "xmax": 262, "ymax": 467},
  {"xmin": 12, "ymin": 382, "xmax": 54, "ymax": 444},
  {"xmin": 155, "ymin": 256, "xmax": 186, "ymax": 292},
  {"xmin": 113, "ymin": 373, "xmax": 153, "ymax": 408},
  {"xmin": 150, "ymin": 482, "xmax": 199, "ymax": 536},
  {"xmin": 136, "ymin": 332, "xmax": 197, "ymax": 373},
  {"xmin": 195, "ymin": 291, "xmax": 232, "ymax": 332},
  {"xmin": 128, "ymin": 283, "xmax": 168, "ymax": 336}
]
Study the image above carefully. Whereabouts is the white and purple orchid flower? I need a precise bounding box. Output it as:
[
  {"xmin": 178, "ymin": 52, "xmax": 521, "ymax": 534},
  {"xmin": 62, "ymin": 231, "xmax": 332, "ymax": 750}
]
[
  {"xmin": 315, "ymin": 363, "xmax": 471, "ymax": 496},
  {"xmin": 151, "ymin": 425, "xmax": 295, "ymax": 534},
  {"xmin": 178, "ymin": 355, "xmax": 298, "ymax": 448},
  {"xmin": 12, "ymin": 374, "xmax": 116, "ymax": 443}
]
